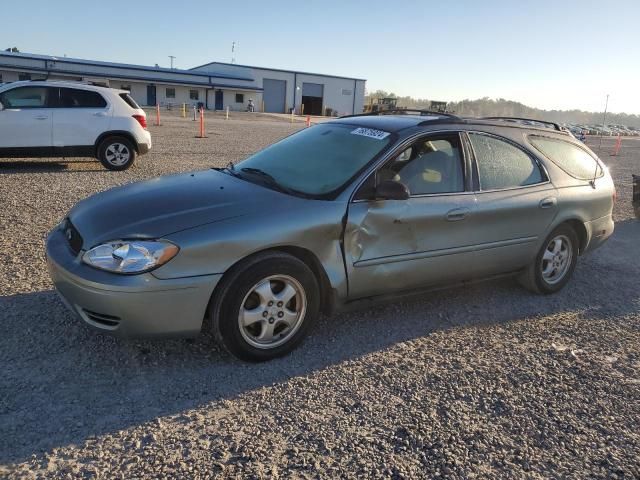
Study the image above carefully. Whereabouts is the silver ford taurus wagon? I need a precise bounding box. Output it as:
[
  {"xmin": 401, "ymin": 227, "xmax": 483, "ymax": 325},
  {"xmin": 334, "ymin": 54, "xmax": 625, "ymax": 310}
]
[{"xmin": 46, "ymin": 111, "xmax": 615, "ymax": 361}]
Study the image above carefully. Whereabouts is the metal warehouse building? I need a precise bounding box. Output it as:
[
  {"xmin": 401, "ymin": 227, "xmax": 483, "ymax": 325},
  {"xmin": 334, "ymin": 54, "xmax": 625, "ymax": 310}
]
[{"xmin": 0, "ymin": 51, "xmax": 366, "ymax": 116}]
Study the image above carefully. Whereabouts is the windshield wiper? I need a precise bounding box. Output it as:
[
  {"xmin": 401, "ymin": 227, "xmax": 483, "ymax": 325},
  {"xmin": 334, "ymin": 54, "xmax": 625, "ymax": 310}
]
[
  {"xmin": 218, "ymin": 161, "xmax": 239, "ymax": 177},
  {"xmin": 240, "ymin": 167, "xmax": 303, "ymax": 196}
]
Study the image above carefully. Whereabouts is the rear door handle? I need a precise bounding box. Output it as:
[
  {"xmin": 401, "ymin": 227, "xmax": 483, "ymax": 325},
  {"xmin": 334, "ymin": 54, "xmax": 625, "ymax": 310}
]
[
  {"xmin": 35, "ymin": 115, "xmax": 48, "ymax": 120},
  {"xmin": 539, "ymin": 197, "xmax": 557, "ymax": 209},
  {"xmin": 446, "ymin": 207, "xmax": 470, "ymax": 221},
  {"xmin": 93, "ymin": 112, "xmax": 107, "ymax": 117}
]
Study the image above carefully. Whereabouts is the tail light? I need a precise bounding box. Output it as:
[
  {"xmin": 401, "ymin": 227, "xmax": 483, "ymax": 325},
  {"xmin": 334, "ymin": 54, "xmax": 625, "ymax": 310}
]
[{"xmin": 132, "ymin": 114, "xmax": 147, "ymax": 130}]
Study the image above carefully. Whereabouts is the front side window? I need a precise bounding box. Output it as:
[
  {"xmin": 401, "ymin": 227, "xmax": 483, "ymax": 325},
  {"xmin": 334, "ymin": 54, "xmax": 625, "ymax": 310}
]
[
  {"xmin": 469, "ymin": 133, "xmax": 544, "ymax": 190},
  {"xmin": 235, "ymin": 93, "xmax": 244, "ymax": 103},
  {"xmin": 166, "ymin": 88, "xmax": 175, "ymax": 99},
  {"xmin": 376, "ymin": 135, "xmax": 465, "ymax": 195},
  {"xmin": 190, "ymin": 89, "xmax": 199, "ymax": 100},
  {"xmin": 238, "ymin": 123, "xmax": 393, "ymax": 196},
  {"xmin": 59, "ymin": 88, "xmax": 107, "ymax": 108},
  {"xmin": 0, "ymin": 86, "xmax": 48, "ymax": 108},
  {"xmin": 529, "ymin": 135, "xmax": 602, "ymax": 179}
]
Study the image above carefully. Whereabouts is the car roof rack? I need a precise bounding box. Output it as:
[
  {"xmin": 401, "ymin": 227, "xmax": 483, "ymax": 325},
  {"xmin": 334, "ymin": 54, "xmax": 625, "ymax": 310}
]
[
  {"xmin": 343, "ymin": 109, "xmax": 461, "ymax": 120},
  {"xmin": 480, "ymin": 116, "xmax": 563, "ymax": 131}
]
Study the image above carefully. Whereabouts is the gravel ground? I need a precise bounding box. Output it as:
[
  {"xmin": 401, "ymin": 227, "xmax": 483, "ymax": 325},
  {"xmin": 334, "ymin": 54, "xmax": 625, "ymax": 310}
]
[{"xmin": 1, "ymin": 112, "xmax": 639, "ymax": 479}]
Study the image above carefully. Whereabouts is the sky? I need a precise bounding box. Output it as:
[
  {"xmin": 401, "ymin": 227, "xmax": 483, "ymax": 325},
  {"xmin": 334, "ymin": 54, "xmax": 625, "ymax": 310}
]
[{"xmin": 3, "ymin": 0, "xmax": 639, "ymax": 114}]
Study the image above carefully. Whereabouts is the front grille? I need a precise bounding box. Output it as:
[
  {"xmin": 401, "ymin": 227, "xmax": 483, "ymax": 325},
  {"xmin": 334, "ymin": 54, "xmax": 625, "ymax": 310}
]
[
  {"xmin": 63, "ymin": 219, "xmax": 83, "ymax": 254},
  {"xmin": 82, "ymin": 309, "xmax": 121, "ymax": 327}
]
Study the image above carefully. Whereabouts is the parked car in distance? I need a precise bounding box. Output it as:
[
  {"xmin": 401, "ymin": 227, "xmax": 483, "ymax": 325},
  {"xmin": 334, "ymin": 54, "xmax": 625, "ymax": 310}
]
[
  {"xmin": 0, "ymin": 80, "xmax": 151, "ymax": 170},
  {"xmin": 46, "ymin": 111, "xmax": 615, "ymax": 361}
]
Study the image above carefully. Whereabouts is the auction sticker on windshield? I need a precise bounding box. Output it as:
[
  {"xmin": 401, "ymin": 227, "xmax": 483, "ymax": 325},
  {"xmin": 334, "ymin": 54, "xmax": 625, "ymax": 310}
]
[{"xmin": 351, "ymin": 127, "xmax": 390, "ymax": 140}]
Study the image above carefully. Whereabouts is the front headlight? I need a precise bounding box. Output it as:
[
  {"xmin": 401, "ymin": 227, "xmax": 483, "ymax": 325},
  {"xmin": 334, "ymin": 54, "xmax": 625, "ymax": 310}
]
[{"xmin": 82, "ymin": 240, "xmax": 179, "ymax": 274}]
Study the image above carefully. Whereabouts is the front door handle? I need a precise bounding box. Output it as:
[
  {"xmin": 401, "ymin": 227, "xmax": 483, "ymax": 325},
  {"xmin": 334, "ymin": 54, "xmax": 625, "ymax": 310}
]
[
  {"xmin": 539, "ymin": 197, "xmax": 557, "ymax": 209},
  {"xmin": 446, "ymin": 207, "xmax": 470, "ymax": 221},
  {"xmin": 35, "ymin": 115, "xmax": 48, "ymax": 120},
  {"xmin": 93, "ymin": 112, "xmax": 107, "ymax": 117}
]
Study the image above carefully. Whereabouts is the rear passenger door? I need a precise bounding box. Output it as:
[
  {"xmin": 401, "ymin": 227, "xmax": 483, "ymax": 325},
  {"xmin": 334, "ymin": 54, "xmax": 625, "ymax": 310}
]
[
  {"xmin": 466, "ymin": 132, "xmax": 558, "ymax": 276},
  {"xmin": 52, "ymin": 87, "xmax": 112, "ymax": 149}
]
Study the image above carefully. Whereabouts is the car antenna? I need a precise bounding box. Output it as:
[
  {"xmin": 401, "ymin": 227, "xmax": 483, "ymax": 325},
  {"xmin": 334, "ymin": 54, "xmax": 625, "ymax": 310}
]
[{"xmin": 590, "ymin": 156, "xmax": 599, "ymax": 189}]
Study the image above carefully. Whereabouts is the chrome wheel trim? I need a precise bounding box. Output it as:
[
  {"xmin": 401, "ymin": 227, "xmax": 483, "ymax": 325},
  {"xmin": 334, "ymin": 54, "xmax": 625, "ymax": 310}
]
[
  {"xmin": 238, "ymin": 274, "xmax": 307, "ymax": 349},
  {"xmin": 105, "ymin": 143, "xmax": 131, "ymax": 166},
  {"xmin": 541, "ymin": 234, "xmax": 572, "ymax": 285}
]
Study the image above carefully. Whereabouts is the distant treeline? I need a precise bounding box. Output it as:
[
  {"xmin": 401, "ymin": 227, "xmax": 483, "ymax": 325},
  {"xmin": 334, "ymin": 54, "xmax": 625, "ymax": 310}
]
[{"xmin": 365, "ymin": 90, "xmax": 640, "ymax": 127}]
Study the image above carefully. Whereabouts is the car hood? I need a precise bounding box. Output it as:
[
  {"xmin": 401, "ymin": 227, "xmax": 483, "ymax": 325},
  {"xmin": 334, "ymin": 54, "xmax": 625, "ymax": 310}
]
[{"xmin": 68, "ymin": 169, "xmax": 286, "ymax": 247}]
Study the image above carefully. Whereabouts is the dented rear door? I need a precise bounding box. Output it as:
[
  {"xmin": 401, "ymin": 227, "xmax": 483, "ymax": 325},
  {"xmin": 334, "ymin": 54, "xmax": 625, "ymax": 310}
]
[{"xmin": 343, "ymin": 193, "xmax": 477, "ymax": 299}]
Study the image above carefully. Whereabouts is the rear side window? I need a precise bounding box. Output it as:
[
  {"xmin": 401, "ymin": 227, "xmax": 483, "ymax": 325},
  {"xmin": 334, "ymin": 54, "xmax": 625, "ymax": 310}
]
[
  {"xmin": 469, "ymin": 133, "xmax": 544, "ymax": 190},
  {"xmin": 119, "ymin": 93, "xmax": 140, "ymax": 109},
  {"xmin": 0, "ymin": 86, "xmax": 48, "ymax": 108},
  {"xmin": 529, "ymin": 136, "xmax": 603, "ymax": 179},
  {"xmin": 59, "ymin": 88, "xmax": 107, "ymax": 108}
]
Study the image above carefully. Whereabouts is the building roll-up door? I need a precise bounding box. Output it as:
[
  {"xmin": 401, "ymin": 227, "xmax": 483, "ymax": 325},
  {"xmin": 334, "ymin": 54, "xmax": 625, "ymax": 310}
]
[
  {"xmin": 262, "ymin": 78, "xmax": 286, "ymax": 113},
  {"xmin": 302, "ymin": 82, "xmax": 324, "ymax": 116}
]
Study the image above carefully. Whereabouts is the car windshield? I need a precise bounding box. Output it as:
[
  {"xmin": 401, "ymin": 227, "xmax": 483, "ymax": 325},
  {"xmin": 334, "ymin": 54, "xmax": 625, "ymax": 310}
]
[{"xmin": 237, "ymin": 123, "xmax": 393, "ymax": 196}]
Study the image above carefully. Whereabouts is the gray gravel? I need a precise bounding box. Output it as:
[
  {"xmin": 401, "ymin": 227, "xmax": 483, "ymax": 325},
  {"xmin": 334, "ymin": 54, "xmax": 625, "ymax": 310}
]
[{"xmin": 1, "ymin": 112, "xmax": 639, "ymax": 479}]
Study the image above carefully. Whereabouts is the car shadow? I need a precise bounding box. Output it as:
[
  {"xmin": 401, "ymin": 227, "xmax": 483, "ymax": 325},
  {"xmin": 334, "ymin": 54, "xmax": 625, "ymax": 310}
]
[
  {"xmin": 0, "ymin": 220, "xmax": 638, "ymax": 466},
  {"xmin": 0, "ymin": 159, "xmax": 104, "ymax": 174}
]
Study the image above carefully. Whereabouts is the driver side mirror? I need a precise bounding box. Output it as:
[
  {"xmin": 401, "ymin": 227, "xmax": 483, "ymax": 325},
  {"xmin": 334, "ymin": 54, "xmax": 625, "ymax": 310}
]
[{"xmin": 375, "ymin": 179, "xmax": 410, "ymax": 200}]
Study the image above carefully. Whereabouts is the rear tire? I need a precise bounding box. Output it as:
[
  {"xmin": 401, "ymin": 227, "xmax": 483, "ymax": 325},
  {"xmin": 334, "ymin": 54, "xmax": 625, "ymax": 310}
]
[
  {"xmin": 518, "ymin": 224, "xmax": 579, "ymax": 294},
  {"xmin": 97, "ymin": 136, "xmax": 136, "ymax": 171},
  {"xmin": 210, "ymin": 252, "xmax": 320, "ymax": 362}
]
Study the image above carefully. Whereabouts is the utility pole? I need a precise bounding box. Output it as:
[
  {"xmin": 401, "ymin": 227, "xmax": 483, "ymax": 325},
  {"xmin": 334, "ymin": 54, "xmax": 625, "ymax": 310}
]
[
  {"xmin": 598, "ymin": 94, "xmax": 609, "ymax": 152},
  {"xmin": 231, "ymin": 42, "xmax": 237, "ymax": 64},
  {"xmin": 168, "ymin": 55, "xmax": 176, "ymax": 69}
]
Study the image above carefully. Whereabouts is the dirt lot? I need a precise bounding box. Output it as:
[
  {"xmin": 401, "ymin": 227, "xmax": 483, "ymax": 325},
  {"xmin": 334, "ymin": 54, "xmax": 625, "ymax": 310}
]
[{"xmin": 1, "ymin": 112, "xmax": 639, "ymax": 479}]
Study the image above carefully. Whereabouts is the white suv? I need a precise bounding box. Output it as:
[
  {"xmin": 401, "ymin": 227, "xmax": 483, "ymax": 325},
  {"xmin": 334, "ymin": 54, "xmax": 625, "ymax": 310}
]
[{"xmin": 0, "ymin": 80, "xmax": 151, "ymax": 170}]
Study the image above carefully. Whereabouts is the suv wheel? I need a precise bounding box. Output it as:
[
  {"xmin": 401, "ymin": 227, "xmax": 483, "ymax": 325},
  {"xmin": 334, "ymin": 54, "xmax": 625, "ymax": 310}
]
[
  {"xmin": 518, "ymin": 224, "xmax": 579, "ymax": 294},
  {"xmin": 210, "ymin": 252, "xmax": 320, "ymax": 362},
  {"xmin": 97, "ymin": 136, "xmax": 136, "ymax": 171}
]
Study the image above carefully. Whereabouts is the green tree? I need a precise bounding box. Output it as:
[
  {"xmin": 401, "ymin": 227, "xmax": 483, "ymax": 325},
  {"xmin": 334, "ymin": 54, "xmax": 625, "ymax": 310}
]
[{"xmin": 4, "ymin": 47, "xmax": 19, "ymax": 52}]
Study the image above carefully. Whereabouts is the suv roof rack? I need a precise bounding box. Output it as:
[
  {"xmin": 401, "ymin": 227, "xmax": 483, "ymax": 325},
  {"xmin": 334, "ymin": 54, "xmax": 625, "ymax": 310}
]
[{"xmin": 480, "ymin": 116, "xmax": 563, "ymax": 131}]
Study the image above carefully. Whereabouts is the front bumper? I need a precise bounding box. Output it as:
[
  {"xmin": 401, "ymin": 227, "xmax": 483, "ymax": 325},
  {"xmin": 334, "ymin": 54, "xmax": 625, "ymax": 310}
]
[{"xmin": 46, "ymin": 227, "xmax": 220, "ymax": 337}]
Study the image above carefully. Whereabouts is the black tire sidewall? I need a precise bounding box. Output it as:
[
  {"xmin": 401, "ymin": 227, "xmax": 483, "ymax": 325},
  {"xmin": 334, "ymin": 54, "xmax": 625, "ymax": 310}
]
[
  {"xmin": 215, "ymin": 255, "xmax": 320, "ymax": 362},
  {"xmin": 534, "ymin": 225, "xmax": 579, "ymax": 294},
  {"xmin": 98, "ymin": 136, "xmax": 136, "ymax": 171}
]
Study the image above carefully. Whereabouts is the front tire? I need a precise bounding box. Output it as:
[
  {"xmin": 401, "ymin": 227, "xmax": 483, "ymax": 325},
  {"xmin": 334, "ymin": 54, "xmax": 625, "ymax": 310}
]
[
  {"xmin": 518, "ymin": 224, "xmax": 579, "ymax": 294},
  {"xmin": 97, "ymin": 136, "xmax": 136, "ymax": 171},
  {"xmin": 210, "ymin": 252, "xmax": 320, "ymax": 362}
]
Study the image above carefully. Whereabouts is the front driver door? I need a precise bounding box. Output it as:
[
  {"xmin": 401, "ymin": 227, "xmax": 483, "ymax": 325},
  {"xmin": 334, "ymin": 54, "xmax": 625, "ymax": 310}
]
[
  {"xmin": 344, "ymin": 132, "xmax": 478, "ymax": 299},
  {"xmin": 0, "ymin": 86, "xmax": 53, "ymax": 151}
]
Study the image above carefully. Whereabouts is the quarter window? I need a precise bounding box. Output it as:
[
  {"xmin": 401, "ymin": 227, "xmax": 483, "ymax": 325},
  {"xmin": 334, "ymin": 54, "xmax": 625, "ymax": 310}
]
[
  {"xmin": 377, "ymin": 135, "xmax": 465, "ymax": 195},
  {"xmin": 166, "ymin": 88, "xmax": 176, "ymax": 99},
  {"xmin": 469, "ymin": 133, "xmax": 544, "ymax": 190},
  {"xmin": 59, "ymin": 88, "xmax": 107, "ymax": 108},
  {"xmin": 189, "ymin": 89, "xmax": 199, "ymax": 100},
  {"xmin": 0, "ymin": 86, "xmax": 48, "ymax": 108},
  {"xmin": 529, "ymin": 135, "xmax": 602, "ymax": 179}
]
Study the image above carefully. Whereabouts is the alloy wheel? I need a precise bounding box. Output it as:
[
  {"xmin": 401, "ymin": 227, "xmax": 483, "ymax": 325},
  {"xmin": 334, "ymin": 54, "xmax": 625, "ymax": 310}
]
[
  {"xmin": 238, "ymin": 275, "xmax": 307, "ymax": 349},
  {"xmin": 541, "ymin": 234, "xmax": 572, "ymax": 285}
]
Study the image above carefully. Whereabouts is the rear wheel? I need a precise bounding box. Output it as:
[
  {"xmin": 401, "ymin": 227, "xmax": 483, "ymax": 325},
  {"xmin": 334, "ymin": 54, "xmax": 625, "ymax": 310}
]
[
  {"xmin": 97, "ymin": 136, "xmax": 136, "ymax": 171},
  {"xmin": 210, "ymin": 252, "xmax": 320, "ymax": 362},
  {"xmin": 518, "ymin": 224, "xmax": 579, "ymax": 294}
]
